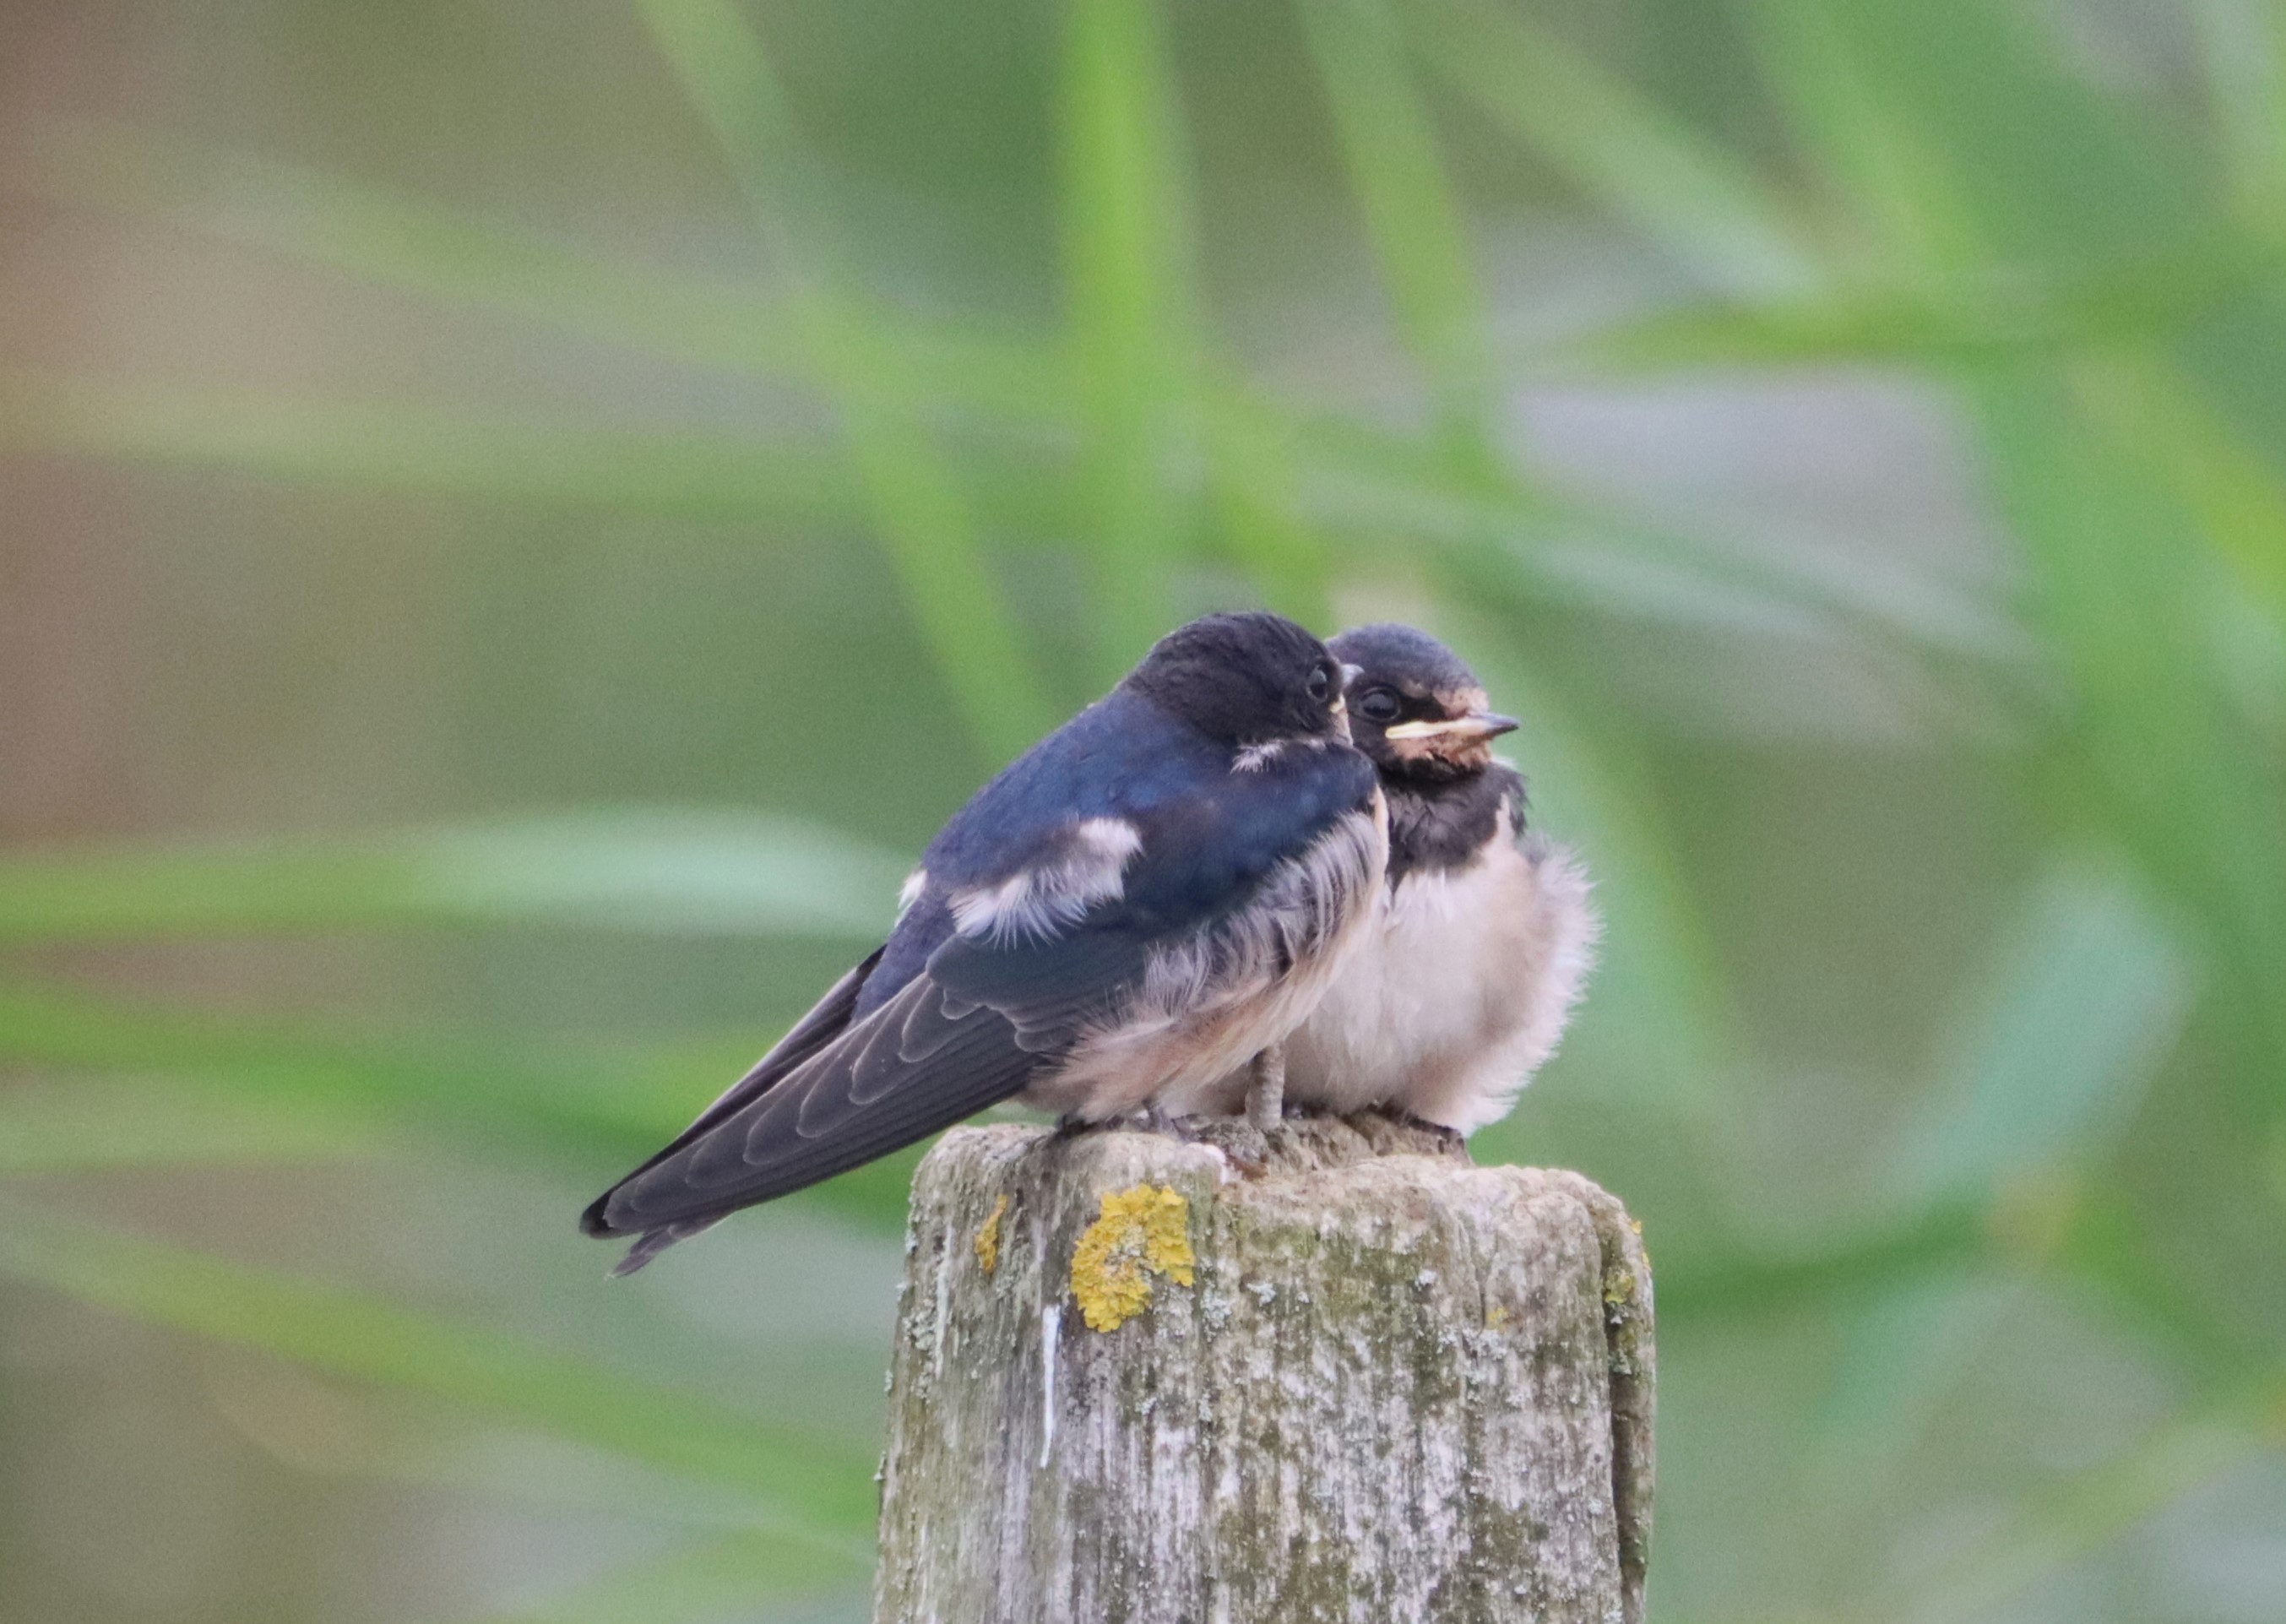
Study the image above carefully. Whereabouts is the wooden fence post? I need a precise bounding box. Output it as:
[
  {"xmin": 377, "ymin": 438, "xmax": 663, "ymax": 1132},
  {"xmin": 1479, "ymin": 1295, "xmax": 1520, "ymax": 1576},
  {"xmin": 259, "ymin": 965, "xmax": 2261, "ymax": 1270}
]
[{"xmin": 873, "ymin": 1116, "xmax": 1654, "ymax": 1623}]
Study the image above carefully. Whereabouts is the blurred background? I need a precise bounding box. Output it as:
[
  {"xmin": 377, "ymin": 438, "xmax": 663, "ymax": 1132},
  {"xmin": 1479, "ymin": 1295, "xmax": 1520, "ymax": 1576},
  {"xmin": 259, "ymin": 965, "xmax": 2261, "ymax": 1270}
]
[{"xmin": 3, "ymin": 0, "xmax": 2283, "ymax": 1620}]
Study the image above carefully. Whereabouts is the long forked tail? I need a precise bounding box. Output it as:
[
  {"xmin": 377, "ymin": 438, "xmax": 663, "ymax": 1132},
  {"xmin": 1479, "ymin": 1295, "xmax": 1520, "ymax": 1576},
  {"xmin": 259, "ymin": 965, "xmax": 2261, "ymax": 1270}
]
[
  {"xmin": 602, "ymin": 1216, "xmax": 724, "ymax": 1276},
  {"xmin": 581, "ymin": 967, "xmax": 1050, "ymax": 1272}
]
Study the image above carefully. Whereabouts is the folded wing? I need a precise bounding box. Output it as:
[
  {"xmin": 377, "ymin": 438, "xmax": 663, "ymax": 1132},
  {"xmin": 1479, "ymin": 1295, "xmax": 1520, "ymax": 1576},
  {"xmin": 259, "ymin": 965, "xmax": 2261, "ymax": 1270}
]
[{"xmin": 582, "ymin": 926, "xmax": 1154, "ymax": 1261}]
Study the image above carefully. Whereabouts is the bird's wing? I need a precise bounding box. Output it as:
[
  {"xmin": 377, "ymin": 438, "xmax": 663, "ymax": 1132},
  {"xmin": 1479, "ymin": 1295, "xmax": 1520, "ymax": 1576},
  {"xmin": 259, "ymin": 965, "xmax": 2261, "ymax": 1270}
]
[
  {"xmin": 582, "ymin": 932, "xmax": 1146, "ymax": 1245},
  {"xmin": 582, "ymin": 945, "xmax": 888, "ymax": 1216},
  {"xmin": 582, "ymin": 849, "xmax": 1185, "ymax": 1250}
]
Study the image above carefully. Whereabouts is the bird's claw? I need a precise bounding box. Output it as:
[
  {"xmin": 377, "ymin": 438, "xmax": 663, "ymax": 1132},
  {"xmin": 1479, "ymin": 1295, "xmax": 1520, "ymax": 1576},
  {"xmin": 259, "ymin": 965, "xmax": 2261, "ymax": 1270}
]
[
  {"xmin": 1371, "ymin": 1105, "xmax": 1467, "ymax": 1156},
  {"xmin": 1136, "ymin": 1105, "xmax": 1207, "ymax": 1142}
]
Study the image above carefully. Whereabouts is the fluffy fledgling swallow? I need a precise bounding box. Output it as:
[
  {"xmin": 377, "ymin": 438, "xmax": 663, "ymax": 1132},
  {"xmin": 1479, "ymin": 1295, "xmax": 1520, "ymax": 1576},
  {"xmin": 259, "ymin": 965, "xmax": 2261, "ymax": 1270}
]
[
  {"xmin": 583, "ymin": 611, "xmax": 1387, "ymax": 1271},
  {"xmin": 1271, "ymin": 623, "xmax": 1598, "ymax": 1135}
]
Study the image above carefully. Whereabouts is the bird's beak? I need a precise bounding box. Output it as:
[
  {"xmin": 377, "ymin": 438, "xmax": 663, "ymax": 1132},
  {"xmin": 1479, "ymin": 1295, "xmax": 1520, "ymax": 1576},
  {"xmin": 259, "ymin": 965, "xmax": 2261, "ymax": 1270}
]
[{"xmin": 1382, "ymin": 710, "xmax": 1519, "ymax": 745}]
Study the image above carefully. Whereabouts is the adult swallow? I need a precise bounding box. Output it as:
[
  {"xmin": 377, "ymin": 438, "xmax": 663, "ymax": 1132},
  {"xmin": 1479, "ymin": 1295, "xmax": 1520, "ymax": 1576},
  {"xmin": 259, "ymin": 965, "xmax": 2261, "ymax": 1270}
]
[
  {"xmin": 583, "ymin": 611, "xmax": 1387, "ymax": 1271},
  {"xmin": 1273, "ymin": 623, "xmax": 1598, "ymax": 1136}
]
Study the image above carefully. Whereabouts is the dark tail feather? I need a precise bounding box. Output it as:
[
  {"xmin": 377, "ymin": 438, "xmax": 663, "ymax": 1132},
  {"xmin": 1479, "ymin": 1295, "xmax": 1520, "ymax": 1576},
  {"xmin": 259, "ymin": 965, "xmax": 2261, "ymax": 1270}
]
[{"xmin": 605, "ymin": 1217, "xmax": 723, "ymax": 1277}]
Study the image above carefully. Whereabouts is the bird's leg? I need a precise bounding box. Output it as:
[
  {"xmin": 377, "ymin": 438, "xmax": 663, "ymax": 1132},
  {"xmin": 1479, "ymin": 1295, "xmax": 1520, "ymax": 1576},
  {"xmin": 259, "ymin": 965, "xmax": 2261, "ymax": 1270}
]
[{"xmin": 1246, "ymin": 1043, "xmax": 1287, "ymax": 1135}]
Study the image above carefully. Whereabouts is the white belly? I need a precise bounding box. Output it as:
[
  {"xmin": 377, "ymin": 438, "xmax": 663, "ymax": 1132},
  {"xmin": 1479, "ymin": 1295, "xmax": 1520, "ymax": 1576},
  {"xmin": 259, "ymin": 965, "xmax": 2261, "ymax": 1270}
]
[
  {"xmin": 1022, "ymin": 797, "xmax": 1388, "ymax": 1122},
  {"xmin": 1283, "ymin": 835, "xmax": 1597, "ymax": 1134}
]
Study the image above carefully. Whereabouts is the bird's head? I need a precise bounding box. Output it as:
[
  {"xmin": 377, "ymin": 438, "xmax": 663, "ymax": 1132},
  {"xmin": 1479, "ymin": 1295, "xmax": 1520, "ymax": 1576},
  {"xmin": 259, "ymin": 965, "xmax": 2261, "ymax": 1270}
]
[
  {"xmin": 1327, "ymin": 623, "xmax": 1517, "ymax": 783},
  {"xmin": 1123, "ymin": 611, "xmax": 1351, "ymax": 748}
]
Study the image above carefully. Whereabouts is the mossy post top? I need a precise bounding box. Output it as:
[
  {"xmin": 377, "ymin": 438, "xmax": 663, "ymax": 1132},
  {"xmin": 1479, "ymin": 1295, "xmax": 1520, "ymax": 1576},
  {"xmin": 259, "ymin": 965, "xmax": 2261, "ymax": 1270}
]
[{"xmin": 874, "ymin": 1119, "xmax": 1655, "ymax": 1624}]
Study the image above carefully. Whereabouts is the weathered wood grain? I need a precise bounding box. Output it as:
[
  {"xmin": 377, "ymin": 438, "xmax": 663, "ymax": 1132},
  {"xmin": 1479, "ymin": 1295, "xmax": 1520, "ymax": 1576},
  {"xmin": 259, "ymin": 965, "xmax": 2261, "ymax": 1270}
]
[{"xmin": 873, "ymin": 1117, "xmax": 1654, "ymax": 1624}]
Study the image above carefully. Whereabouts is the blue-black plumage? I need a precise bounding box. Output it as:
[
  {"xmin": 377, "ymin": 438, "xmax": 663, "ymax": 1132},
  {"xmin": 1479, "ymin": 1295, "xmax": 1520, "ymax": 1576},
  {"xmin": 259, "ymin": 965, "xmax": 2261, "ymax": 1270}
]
[{"xmin": 582, "ymin": 612, "xmax": 1387, "ymax": 1272}]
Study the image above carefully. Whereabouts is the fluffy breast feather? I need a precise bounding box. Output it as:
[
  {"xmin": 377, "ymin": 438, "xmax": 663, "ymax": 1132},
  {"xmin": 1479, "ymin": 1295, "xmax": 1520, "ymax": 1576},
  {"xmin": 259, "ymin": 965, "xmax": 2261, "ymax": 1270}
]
[
  {"xmin": 1024, "ymin": 794, "xmax": 1388, "ymax": 1120},
  {"xmin": 1283, "ymin": 829, "xmax": 1597, "ymax": 1133}
]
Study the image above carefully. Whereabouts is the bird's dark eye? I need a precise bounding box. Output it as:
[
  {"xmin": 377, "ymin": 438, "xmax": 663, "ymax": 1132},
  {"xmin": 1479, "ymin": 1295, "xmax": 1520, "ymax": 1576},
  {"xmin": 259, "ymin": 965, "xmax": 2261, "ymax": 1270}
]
[
  {"xmin": 1306, "ymin": 665, "xmax": 1333, "ymax": 704},
  {"xmin": 1356, "ymin": 688, "xmax": 1401, "ymax": 724}
]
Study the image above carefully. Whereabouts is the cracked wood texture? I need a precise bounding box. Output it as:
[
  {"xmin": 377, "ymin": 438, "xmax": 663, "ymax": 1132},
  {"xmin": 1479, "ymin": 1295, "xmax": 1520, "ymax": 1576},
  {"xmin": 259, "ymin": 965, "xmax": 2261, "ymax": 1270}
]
[{"xmin": 873, "ymin": 1118, "xmax": 1654, "ymax": 1624}]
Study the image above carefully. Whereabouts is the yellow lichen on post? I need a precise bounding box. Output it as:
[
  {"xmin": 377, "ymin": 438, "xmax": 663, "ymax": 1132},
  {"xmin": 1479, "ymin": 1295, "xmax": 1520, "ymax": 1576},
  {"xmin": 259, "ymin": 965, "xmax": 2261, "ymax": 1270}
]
[
  {"xmin": 1603, "ymin": 1264, "xmax": 1637, "ymax": 1309},
  {"xmin": 975, "ymin": 1192, "xmax": 1009, "ymax": 1275},
  {"xmin": 1070, "ymin": 1183, "xmax": 1196, "ymax": 1333}
]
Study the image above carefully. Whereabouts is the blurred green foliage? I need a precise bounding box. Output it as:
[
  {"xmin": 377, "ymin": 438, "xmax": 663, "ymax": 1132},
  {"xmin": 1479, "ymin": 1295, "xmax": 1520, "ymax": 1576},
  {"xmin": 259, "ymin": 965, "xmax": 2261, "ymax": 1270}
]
[{"xmin": 2, "ymin": 1, "xmax": 2283, "ymax": 1621}]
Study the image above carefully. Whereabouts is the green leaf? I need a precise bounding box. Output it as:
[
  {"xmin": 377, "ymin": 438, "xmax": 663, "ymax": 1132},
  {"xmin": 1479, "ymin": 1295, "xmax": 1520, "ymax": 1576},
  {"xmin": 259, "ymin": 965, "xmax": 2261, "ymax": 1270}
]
[
  {"xmin": 1297, "ymin": 0, "xmax": 1495, "ymax": 456},
  {"xmin": 1562, "ymin": 240, "xmax": 2280, "ymax": 376},
  {"xmin": 469, "ymin": 1527, "xmax": 859, "ymax": 1624},
  {"xmin": 1794, "ymin": 0, "xmax": 2202, "ymax": 267},
  {"xmin": 0, "ymin": 980, "xmax": 660, "ymax": 1170},
  {"xmin": 1740, "ymin": 0, "xmax": 2286, "ymax": 1121},
  {"xmin": 0, "ymin": 368, "xmax": 882, "ymax": 523},
  {"xmin": 1973, "ymin": 364, "xmax": 2286, "ymax": 1116},
  {"xmin": 1879, "ymin": 1387, "xmax": 2278, "ymax": 1624},
  {"xmin": 1062, "ymin": 0, "xmax": 1198, "ymax": 679},
  {"xmin": 18, "ymin": 119, "xmax": 1067, "ymax": 428},
  {"xmin": 1890, "ymin": 856, "xmax": 2191, "ymax": 1208},
  {"xmin": 2194, "ymin": 0, "xmax": 2286, "ymax": 235},
  {"xmin": 633, "ymin": 0, "xmax": 1057, "ymax": 761},
  {"xmin": 2073, "ymin": 352, "xmax": 2286, "ymax": 633},
  {"xmin": 19, "ymin": 117, "xmax": 1898, "ymax": 663},
  {"xmin": 0, "ymin": 1078, "xmax": 372, "ymax": 1170},
  {"xmin": 1271, "ymin": 367, "xmax": 2020, "ymax": 674},
  {"xmin": 0, "ymin": 810, "xmax": 908, "ymax": 943},
  {"xmin": 0, "ymin": 1214, "xmax": 881, "ymax": 1540},
  {"xmin": 1200, "ymin": 378, "xmax": 1335, "ymax": 628},
  {"xmin": 1647, "ymin": 1198, "xmax": 1990, "ymax": 1324},
  {"xmin": 1, "ymin": 360, "xmax": 1985, "ymax": 678},
  {"xmin": 198, "ymin": 1362, "xmax": 770, "ymax": 1524},
  {"xmin": 1407, "ymin": 0, "xmax": 1817, "ymax": 295},
  {"xmin": 0, "ymin": 980, "xmax": 924, "ymax": 1232},
  {"xmin": 1739, "ymin": 0, "xmax": 1990, "ymax": 274},
  {"xmin": 2054, "ymin": 1197, "xmax": 2278, "ymax": 1379},
  {"xmin": 1811, "ymin": 1268, "xmax": 2017, "ymax": 1475}
]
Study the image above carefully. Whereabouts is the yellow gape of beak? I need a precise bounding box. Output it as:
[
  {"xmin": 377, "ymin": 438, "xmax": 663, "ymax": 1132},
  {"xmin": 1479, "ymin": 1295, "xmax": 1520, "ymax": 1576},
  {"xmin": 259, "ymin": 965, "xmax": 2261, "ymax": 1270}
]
[{"xmin": 1382, "ymin": 711, "xmax": 1520, "ymax": 745}]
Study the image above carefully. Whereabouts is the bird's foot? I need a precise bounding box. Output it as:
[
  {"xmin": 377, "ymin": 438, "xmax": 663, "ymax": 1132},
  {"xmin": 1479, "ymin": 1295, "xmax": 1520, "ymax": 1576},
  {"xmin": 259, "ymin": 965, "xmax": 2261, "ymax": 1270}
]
[
  {"xmin": 1367, "ymin": 1105, "xmax": 1468, "ymax": 1157},
  {"xmin": 1060, "ymin": 1105, "xmax": 1208, "ymax": 1142},
  {"xmin": 1187, "ymin": 1116, "xmax": 1273, "ymax": 1177},
  {"xmin": 1134, "ymin": 1104, "xmax": 1207, "ymax": 1143}
]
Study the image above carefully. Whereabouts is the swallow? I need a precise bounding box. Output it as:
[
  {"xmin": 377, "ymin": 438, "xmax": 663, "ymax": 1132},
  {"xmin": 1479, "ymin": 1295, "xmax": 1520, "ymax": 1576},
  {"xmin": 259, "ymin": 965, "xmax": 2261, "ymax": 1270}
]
[
  {"xmin": 1271, "ymin": 623, "xmax": 1598, "ymax": 1136},
  {"xmin": 583, "ymin": 611, "xmax": 1387, "ymax": 1271}
]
